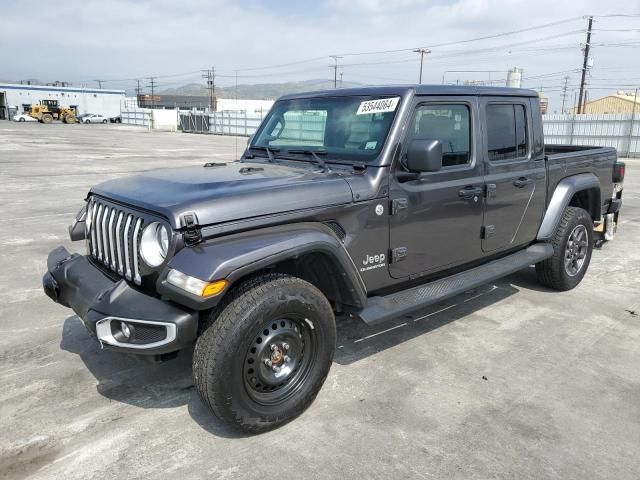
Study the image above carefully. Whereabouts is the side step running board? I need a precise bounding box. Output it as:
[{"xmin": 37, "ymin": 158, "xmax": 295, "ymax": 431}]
[{"xmin": 356, "ymin": 243, "xmax": 553, "ymax": 326}]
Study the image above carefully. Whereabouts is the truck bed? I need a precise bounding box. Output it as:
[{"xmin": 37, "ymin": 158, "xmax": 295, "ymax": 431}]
[{"xmin": 544, "ymin": 144, "xmax": 617, "ymax": 214}]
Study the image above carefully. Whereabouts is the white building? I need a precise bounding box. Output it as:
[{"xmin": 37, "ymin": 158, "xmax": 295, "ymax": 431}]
[{"xmin": 0, "ymin": 83, "xmax": 126, "ymax": 120}]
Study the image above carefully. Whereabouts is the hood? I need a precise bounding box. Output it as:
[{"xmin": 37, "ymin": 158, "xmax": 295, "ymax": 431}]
[{"xmin": 90, "ymin": 161, "xmax": 354, "ymax": 228}]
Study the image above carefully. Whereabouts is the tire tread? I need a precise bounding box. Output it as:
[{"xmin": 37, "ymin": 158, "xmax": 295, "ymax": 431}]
[{"xmin": 193, "ymin": 273, "xmax": 334, "ymax": 433}]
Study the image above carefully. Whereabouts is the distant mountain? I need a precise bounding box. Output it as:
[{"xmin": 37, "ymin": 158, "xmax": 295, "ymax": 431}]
[{"xmin": 160, "ymin": 79, "xmax": 364, "ymax": 99}]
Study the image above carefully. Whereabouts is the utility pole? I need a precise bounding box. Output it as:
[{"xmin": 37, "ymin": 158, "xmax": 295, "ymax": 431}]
[
  {"xmin": 201, "ymin": 66, "xmax": 217, "ymax": 111},
  {"xmin": 94, "ymin": 80, "xmax": 103, "ymax": 89},
  {"xmin": 339, "ymin": 72, "xmax": 344, "ymax": 88},
  {"xmin": 413, "ymin": 48, "xmax": 431, "ymax": 84},
  {"xmin": 577, "ymin": 15, "xmax": 593, "ymax": 114},
  {"xmin": 330, "ymin": 55, "xmax": 343, "ymax": 88},
  {"xmin": 135, "ymin": 79, "xmax": 141, "ymax": 108},
  {"xmin": 147, "ymin": 77, "xmax": 157, "ymax": 109},
  {"xmin": 561, "ymin": 76, "xmax": 570, "ymax": 113}
]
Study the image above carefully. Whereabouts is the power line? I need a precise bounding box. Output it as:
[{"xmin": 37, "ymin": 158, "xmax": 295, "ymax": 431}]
[{"xmin": 228, "ymin": 16, "xmax": 584, "ymax": 73}]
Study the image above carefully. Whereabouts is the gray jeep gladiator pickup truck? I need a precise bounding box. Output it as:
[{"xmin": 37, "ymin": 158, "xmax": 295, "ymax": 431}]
[{"xmin": 43, "ymin": 85, "xmax": 625, "ymax": 433}]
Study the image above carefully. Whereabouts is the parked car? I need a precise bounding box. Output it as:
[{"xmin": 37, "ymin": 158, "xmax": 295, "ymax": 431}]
[
  {"xmin": 109, "ymin": 116, "xmax": 122, "ymax": 123},
  {"xmin": 43, "ymin": 85, "xmax": 625, "ymax": 434},
  {"xmin": 12, "ymin": 113, "xmax": 37, "ymax": 122},
  {"xmin": 80, "ymin": 114, "xmax": 108, "ymax": 124}
]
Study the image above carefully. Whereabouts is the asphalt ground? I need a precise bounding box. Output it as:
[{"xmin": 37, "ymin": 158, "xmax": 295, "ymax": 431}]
[{"xmin": 1, "ymin": 121, "xmax": 639, "ymax": 480}]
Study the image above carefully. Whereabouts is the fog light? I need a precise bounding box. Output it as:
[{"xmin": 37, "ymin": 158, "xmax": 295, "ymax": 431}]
[{"xmin": 121, "ymin": 321, "xmax": 131, "ymax": 340}]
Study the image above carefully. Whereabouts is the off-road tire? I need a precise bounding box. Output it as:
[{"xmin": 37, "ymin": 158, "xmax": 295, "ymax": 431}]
[
  {"xmin": 193, "ymin": 274, "xmax": 336, "ymax": 433},
  {"xmin": 41, "ymin": 113, "xmax": 53, "ymax": 124},
  {"xmin": 535, "ymin": 206, "xmax": 593, "ymax": 291}
]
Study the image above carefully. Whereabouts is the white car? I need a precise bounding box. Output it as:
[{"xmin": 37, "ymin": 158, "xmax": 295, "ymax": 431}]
[
  {"xmin": 81, "ymin": 114, "xmax": 108, "ymax": 124},
  {"xmin": 13, "ymin": 113, "xmax": 37, "ymax": 122}
]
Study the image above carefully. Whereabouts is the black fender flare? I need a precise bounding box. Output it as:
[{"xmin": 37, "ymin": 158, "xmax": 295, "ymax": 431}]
[
  {"xmin": 537, "ymin": 173, "xmax": 601, "ymax": 241},
  {"xmin": 157, "ymin": 223, "xmax": 367, "ymax": 311}
]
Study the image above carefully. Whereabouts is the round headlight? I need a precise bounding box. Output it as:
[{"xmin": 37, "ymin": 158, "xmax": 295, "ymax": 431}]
[{"xmin": 140, "ymin": 222, "xmax": 169, "ymax": 267}]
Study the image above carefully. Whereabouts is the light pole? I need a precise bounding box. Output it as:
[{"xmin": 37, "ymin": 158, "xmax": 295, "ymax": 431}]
[{"xmin": 413, "ymin": 48, "xmax": 431, "ymax": 84}]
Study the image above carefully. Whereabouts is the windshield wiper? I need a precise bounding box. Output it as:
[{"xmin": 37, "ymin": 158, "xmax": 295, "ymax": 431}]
[
  {"xmin": 248, "ymin": 145, "xmax": 280, "ymax": 162},
  {"xmin": 286, "ymin": 149, "xmax": 329, "ymax": 172}
]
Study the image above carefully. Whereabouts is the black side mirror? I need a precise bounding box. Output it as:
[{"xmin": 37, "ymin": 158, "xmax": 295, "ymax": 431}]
[{"xmin": 406, "ymin": 139, "xmax": 443, "ymax": 173}]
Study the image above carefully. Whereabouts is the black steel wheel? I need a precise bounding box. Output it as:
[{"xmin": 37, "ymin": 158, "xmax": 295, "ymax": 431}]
[
  {"xmin": 536, "ymin": 206, "xmax": 593, "ymax": 291},
  {"xmin": 243, "ymin": 315, "xmax": 316, "ymax": 405},
  {"xmin": 193, "ymin": 274, "xmax": 336, "ymax": 433}
]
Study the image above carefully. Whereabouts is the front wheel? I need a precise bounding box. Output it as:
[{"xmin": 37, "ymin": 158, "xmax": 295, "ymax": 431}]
[
  {"xmin": 19, "ymin": 118, "xmax": 25, "ymax": 122},
  {"xmin": 193, "ymin": 274, "xmax": 336, "ymax": 433},
  {"xmin": 535, "ymin": 206, "xmax": 594, "ymax": 291}
]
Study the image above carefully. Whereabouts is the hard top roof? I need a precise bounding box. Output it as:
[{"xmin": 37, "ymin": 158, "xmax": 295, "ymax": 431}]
[{"xmin": 278, "ymin": 84, "xmax": 538, "ymax": 100}]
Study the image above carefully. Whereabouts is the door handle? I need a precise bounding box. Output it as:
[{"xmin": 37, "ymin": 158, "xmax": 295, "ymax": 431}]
[
  {"xmin": 513, "ymin": 177, "xmax": 533, "ymax": 188},
  {"xmin": 458, "ymin": 186, "xmax": 483, "ymax": 199}
]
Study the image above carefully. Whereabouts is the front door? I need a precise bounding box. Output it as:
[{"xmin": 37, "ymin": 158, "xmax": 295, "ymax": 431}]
[
  {"xmin": 480, "ymin": 98, "xmax": 546, "ymax": 252},
  {"xmin": 389, "ymin": 97, "xmax": 485, "ymax": 279}
]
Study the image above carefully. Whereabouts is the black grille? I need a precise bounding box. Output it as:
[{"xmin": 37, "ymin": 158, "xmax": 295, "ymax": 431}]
[{"xmin": 132, "ymin": 324, "xmax": 167, "ymax": 344}]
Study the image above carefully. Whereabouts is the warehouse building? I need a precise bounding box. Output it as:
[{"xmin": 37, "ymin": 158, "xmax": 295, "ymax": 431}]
[
  {"xmin": 572, "ymin": 91, "xmax": 640, "ymax": 114},
  {"xmin": 0, "ymin": 83, "xmax": 126, "ymax": 120},
  {"xmin": 137, "ymin": 94, "xmax": 274, "ymax": 113}
]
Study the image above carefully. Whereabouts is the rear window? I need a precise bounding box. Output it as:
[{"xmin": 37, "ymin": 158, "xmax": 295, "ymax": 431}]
[{"xmin": 486, "ymin": 104, "xmax": 528, "ymax": 161}]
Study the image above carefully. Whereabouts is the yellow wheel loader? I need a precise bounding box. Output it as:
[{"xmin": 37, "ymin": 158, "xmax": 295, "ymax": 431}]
[{"xmin": 28, "ymin": 100, "xmax": 78, "ymax": 124}]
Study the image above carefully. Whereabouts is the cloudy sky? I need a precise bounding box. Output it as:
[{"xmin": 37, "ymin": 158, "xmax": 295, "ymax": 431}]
[{"xmin": 1, "ymin": 0, "xmax": 639, "ymax": 111}]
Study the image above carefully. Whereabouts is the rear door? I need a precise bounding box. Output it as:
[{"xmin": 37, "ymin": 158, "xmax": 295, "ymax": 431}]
[
  {"xmin": 388, "ymin": 96, "xmax": 485, "ymax": 279},
  {"xmin": 480, "ymin": 98, "xmax": 546, "ymax": 252}
]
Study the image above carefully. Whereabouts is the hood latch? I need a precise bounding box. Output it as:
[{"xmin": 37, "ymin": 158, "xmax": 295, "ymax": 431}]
[{"xmin": 181, "ymin": 212, "xmax": 202, "ymax": 246}]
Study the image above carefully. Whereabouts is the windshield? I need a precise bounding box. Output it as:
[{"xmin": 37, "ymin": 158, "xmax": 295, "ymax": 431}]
[{"xmin": 251, "ymin": 95, "xmax": 401, "ymax": 162}]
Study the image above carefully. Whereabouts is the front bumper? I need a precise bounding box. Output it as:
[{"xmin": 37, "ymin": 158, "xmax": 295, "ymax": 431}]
[{"xmin": 43, "ymin": 246, "xmax": 199, "ymax": 355}]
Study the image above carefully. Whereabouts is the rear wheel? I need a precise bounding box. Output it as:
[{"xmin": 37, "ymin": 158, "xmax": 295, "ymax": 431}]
[
  {"xmin": 19, "ymin": 118, "xmax": 25, "ymax": 122},
  {"xmin": 102, "ymin": 119, "xmax": 107, "ymax": 124},
  {"xmin": 535, "ymin": 206, "xmax": 593, "ymax": 291},
  {"xmin": 193, "ymin": 274, "xmax": 336, "ymax": 433}
]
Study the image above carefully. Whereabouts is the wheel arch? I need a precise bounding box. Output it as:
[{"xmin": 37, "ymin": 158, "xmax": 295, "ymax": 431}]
[
  {"xmin": 537, "ymin": 173, "xmax": 601, "ymax": 241},
  {"xmin": 158, "ymin": 223, "xmax": 367, "ymax": 312}
]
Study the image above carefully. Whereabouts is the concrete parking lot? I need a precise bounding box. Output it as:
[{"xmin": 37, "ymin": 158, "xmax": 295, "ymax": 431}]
[{"xmin": 1, "ymin": 121, "xmax": 639, "ymax": 480}]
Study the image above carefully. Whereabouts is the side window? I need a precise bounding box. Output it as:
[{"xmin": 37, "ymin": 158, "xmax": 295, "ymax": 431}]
[
  {"xmin": 407, "ymin": 104, "xmax": 471, "ymax": 167},
  {"xmin": 486, "ymin": 104, "xmax": 528, "ymax": 161}
]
